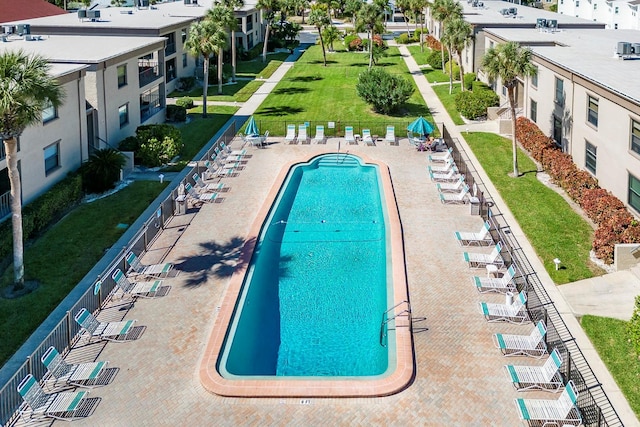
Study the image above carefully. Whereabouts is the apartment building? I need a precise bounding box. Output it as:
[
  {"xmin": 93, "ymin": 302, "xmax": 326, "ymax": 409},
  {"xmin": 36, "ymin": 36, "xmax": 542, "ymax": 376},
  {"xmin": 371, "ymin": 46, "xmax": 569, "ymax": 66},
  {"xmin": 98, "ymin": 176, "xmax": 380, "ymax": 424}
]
[
  {"xmin": 558, "ymin": 0, "xmax": 640, "ymax": 30},
  {"xmin": 481, "ymin": 27, "xmax": 640, "ymax": 215}
]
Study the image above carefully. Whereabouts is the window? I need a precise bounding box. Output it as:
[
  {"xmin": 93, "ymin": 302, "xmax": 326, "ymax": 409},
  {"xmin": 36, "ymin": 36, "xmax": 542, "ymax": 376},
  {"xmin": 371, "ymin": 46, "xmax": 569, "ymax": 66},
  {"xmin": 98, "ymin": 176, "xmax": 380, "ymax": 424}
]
[
  {"xmin": 531, "ymin": 66, "xmax": 538, "ymax": 88},
  {"xmin": 585, "ymin": 141, "xmax": 597, "ymax": 174},
  {"xmin": 182, "ymin": 53, "xmax": 187, "ymax": 68},
  {"xmin": 560, "ymin": 0, "xmax": 563, "ymax": 4},
  {"xmin": 530, "ymin": 99, "xmax": 537, "ymax": 123},
  {"xmin": 587, "ymin": 96, "xmax": 598, "ymax": 127},
  {"xmin": 117, "ymin": 64, "xmax": 127, "ymax": 88},
  {"xmin": 165, "ymin": 58, "xmax": 176, "ymax": 83},
  {"xmin": 594, "ymin": 3, "xmax": 597, "ymax": 9},
  {"xmin": 42, "ymin": 100, "xmax": 57, "ymax": 123},
  {"xmin": 632, "ymin": 119, "xmax": 640, "ymax": 155},
  {"xmin": 575, "ymin": 0, "xmax": 579, "ymax": 6},
  {"xmin": 44, "ymin": 141, "xmax": 60, "ymax": 175},
  {"xmin": 630, "ymin": 173, "xmax": 640, "ymax": 213},
  {"xmin": 181, "ymin": 28, "xmax": 187, "ymax": 44},
  {"xmin": 555, "ymin": 77, "xmax": 564, "ymax": 106},
  {"xmin": 615, "ymin": 6, "xmax": 619, "ymax": 13},
  {"xmin": 140, "ymin": 86, "xmax": 161, "ymax": 122},
  {"xmin": 614, "ymin": 23, "xmax": 619, "ymax": 29},
  {"xmin": 502, "ymin": 85, "xmax": 507, "ymax": 96},
  {"xmin": 119, "ymin": 103, "xmax": 129, "ymax": 128},
  {"xmin": 553, "ymin": 115, "xmax": 562, "ymax": 147},
  {"xmin": 489, "ymin": 40, "xmax": 494, "ymax": 49}
]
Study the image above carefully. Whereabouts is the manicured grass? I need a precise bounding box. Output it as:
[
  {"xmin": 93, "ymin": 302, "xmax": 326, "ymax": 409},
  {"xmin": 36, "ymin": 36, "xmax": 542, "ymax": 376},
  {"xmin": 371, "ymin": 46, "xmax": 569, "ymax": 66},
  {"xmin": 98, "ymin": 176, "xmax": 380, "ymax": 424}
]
[
  {"xmin": 424, "ymin": 69, "xmax": 451, "ymax": 83},
  {"xmin": 233, "ymin": 52, "xmax": 289, "ymax": 78},
  {"xmin": 432, "ymin": 83, "xmax": 464, "ymax": 125},
  {"xmin": 465, "ymin": 132, "xmax": 601, "ymax": 283},
  {"xmin": 254, "ymin": 45, "xmax": 435, "ymax": 137},
  {"xmin": 581, "ymin": 315, "xmax": 640, "ymax": 418},
  {"xmin": 0, "ymin": 181, "xmax": 167, "ymax": 365},
  {"xmin": 407, "ymin": 45, "xmax": 433, "ymax": 66}
]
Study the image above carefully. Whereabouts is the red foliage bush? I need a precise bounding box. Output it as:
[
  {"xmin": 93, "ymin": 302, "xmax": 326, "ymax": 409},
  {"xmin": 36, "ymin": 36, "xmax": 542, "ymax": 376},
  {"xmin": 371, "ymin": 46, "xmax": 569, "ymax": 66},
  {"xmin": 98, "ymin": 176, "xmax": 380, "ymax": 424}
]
[
  {"xmin": 580, "ymin": 188, "xmax": 626, "ymax": 225},
  {"xmin": 426, "ymin": 35, "xmax": 441, "ymax": 51},
  {"xmin": 593, "ymin": 211, "xmax": 635, "ymax": 264},
  {"xmin": 372, "ymin": 34, "xmax": 384, "ymax": 47}
]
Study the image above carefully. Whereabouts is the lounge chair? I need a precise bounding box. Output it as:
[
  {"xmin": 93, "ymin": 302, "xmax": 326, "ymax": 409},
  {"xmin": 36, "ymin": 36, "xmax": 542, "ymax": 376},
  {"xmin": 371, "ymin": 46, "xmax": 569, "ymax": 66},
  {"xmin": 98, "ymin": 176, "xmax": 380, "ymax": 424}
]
[
  {"xmin": 112, "ymin": 269, "xmax": 167, "ymax": 299},
  {"xmin": 345, "ymin": 126, "xmax": 356, "ymax": 144},
  {"xmin": 298, "ymin": 124, "xmax": 309, "ymax": 144},
  {"xmin": 463, "ymin": 241, "xmax": 504, "ymax": 268},
  {"xmin": 260, "ymin": 130, "xmax": 269, "ymax": 146},
  {"xmin": 479, "ymin": 290, "xmax": 530, "ymax": 324},
  {"xmin": 385, "ymin": 125, "xmax": 396, "ymax": 144},
  {"xmin": 17, "ymin": 374, "xmax": 92, "ymax": 422},
  {"xmin": 220, "ymin": 142, "xmax": 246, "ymax": 157},
  {"xmin": 408, "ymin": 132, "xmax": 422, "ymax": 147},
  {"xmin": 74, "ymin": 308, "xmax": 136, "ymax": 343},
  {"xmin": 185, "ymin": 182, "xmax": 218, "ymax": 204},
  {"xmin": 429, "ymin": 166, "xmax": 461, "ymax": 183},
  {"xmin": 427, "ymin": 158, "xmax": 455, "ymax": 173},
  {"xmin": 41, "ymin": 346, "xmax": 109, "ymax": 389},
  {"xmin": 473, "ymin": 264, "xmax": 517, "ymax": 293},
  {"xmin": 216, "ymin": 145, "xmax": 244, "ymax": 161},
  {"xmin": 493, "ymin": 321, "xmax": 548, "ymax": 358},
  {"xmin": 428, "ymin": 147, "xmax": 453, "ymax": 163},
  {"xmin": 439, "ymin": 184, "xmax": 469, "ymax": 204},
  {"xmin": 285, "ymin": 124, "xmax": 297, "ymax": 144},
  {"xmin": 436, "ymin": 175, "xmax": 465, "ymax": 193},
  {"xmin": 312, "ymin": 125, "xmax": 326, "ymax": 144},
  {"xmin": 362, "ymin": 129, "xmax": 374, "ymax": 146},
  {"xmin": 515, "ymin": 381, "xmax": 581, "ymax": 426},
  {"xmin": 505, "ymin": 348, "xmax": 564, "ymax": 392},
  {"xmin": 193, "ymin": 173, "xmax": 225, "ymax": 193},
  {"xmin": 126, "ymin": 251, "xmax": 173, "ymax": 278},
  {"xmin": 454, "ymin": 220, "xmax": 492, "ymax": 246}
]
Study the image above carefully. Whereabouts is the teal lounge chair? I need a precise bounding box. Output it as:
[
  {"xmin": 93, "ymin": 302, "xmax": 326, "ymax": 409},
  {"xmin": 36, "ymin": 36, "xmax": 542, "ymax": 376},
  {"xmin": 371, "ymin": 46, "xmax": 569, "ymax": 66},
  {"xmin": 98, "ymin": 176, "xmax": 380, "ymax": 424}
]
[
  {"xmin": 515, "ymin": 380, "xmax": 581, "ymax": 426},
  {"xmin": 41, "ymin": 346, "xmax": 109, "ymax": 389},
  {"xmin": 505, "ymin": 348, "xmax": 564, "ymax": 392},
  {"xmin": 112, "ymin": 269, "xmax": 167, "ymax": 299},
  {"xmin": 493, "ymin": 321, "xmax": 548, "ymax": 358},
  {"xmin": 126, "ymin": 251, "xmax": 173, "ymax": 278},
  {"xmin": 74, "ymin": 308, "xmax": 136, "ymax": 343},
  {"xmin": 473, "ymin": 265, "xmax": 517, "ymax": 293},
  {"xmin": 17, "ymin": 374, "xmax": 92, "ymax": 422},
  {"xmin": 479, "ymin": 290, "xmax": 529, "ymax": 324}
]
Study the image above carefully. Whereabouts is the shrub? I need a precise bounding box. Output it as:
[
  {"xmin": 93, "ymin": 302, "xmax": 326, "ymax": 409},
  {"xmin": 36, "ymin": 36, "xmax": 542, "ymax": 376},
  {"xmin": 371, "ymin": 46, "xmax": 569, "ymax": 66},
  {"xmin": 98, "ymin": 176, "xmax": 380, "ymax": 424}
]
[
  {"xmin": 344, "ymin": 34, "xmax": 363, "ymax": 51},
  {"xmin": 426, "ymin": 35, "xmax": 441, "ymax": 50},
  {"xmin": 80, "ymin": 148, "xmax": 126, "ymax": 194},
  {"xmin": 176, "ymin": 76, "xmax": 196, "ymax": 91},
  {"xmin": 628, "ymin": 295, "xmax": 640, "ymax": 357},
  {"xmin": 426, "ymin": 49, "xmax": 447, "ymax": 69},
  {"xmin": 356, "ymin": 68, "xmax": 414, "ymax": 114},
  {"xmin": 454, "ymin": 88, "xmax": 498, "ymax": 120},
  {"xmin": 175, "ymin": 97, "xmax": 194, "ymax": 109},
  {"xmin": 118, "ymin": 135, "xmax": 139, "ymax": 152},
  {"xmin": 463, "ymin": 73, "xmax": 476, "ymax": 90},
  {"xmin": 396, "ymin": 33, "xmax": 411, "ymax": 44},
  {"xmin": 166, "ymin": 105, "xmax": 187, "ymax": 122},
  {"xmin": 135, "ymin": 124, "xmax": 183, "ymax": 167},
  {"xmin": 581, "ymin": 188, "xmax": 627, "ymax": 225},
  {"xmin": 444, "ymin": 60, "xmax": 460, "ymax": 79}
]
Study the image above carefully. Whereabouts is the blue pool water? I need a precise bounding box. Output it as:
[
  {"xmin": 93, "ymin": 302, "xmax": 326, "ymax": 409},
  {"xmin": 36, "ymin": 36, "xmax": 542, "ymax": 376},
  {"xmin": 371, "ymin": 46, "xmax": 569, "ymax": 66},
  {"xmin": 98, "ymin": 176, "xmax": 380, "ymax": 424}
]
[{"xmin": 219, "ymin": 154, "xmax": 391, "ymax": 377}]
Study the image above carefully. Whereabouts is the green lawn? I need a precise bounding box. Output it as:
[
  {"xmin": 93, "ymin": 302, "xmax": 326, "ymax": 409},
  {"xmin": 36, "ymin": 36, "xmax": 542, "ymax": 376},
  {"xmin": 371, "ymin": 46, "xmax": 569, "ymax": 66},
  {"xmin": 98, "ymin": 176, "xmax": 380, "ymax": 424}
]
[
  {"xmin": 254, "ymin": 45, "xmax": 435, "ymax": 137},
  {"xmin": 423, "ymin": 69, "xmax": 451, "ymax": 84},
  {"xmin": 0, "ymin": 181, "xmax": 167, "ymax": 365},
  {"xmin": 581, "ymin": 315, "xmax": 640, "ymax": 418},
  {"xmin": 465, "ymin": 132, "xmax": 601, "ymax": 283},
  {"xmin": 407, "ymin": 45, "xmax": 432, "ymax": 66},
  {"xmin": 432, "ymin": 83, "xmax": 464, "ymax": 125}
]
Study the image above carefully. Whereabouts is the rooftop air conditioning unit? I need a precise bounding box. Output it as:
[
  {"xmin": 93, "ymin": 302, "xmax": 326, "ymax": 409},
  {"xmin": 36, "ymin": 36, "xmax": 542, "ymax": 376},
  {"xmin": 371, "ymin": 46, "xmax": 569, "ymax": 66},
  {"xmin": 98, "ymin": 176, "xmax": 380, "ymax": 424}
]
[
  {"xmin": 547, "ymin": 19, "xmax": 558, "ymax": 28},
  {"xmin": 477, "ymin": 1, "xmax": 484, "ymax": 6},
  {"xmin": 87, "ymin": 10, "xmax": 100, "ymax": 20},
  {"xmin": 632, "ymin": 43, "xmax": 640, "ymax": 54},
  {"xmin": 77, "ymin": 9, "xmax": 87, "ymax": 19},
  {"xmin": 16, "ymin": 24, "xmax": 31, "ymax": 35},
  {"xmin": 509, "ymin": 7, "xmax": 518, "ymax": 14},
  {"xmin": 617, "ymin": 41, "xmax": 632, "ymax": 55},
  {"xmin": 536, "ymin": 18, "xmax": 546, "ymax": 27},
  {"xmin": 2, "ymin": 25, "xmax": 14, "ymax": 35}
]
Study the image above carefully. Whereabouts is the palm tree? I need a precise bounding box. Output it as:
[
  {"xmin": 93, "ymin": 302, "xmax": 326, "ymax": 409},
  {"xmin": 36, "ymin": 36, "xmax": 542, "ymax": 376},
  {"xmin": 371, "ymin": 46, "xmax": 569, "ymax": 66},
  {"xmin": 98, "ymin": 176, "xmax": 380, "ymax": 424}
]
[
  {"xmin": 394, "ymin": 0, "xmax": 413, "ymax": 37},
  {"xmin": 356, "ymin": 2, "xmax": 384, "ymax": 69},
  {"xmin": 309, "ymin": 5, "xmax": 331, "ymax": 66},
  {"xmin": 431, "ymin": 0, "xmax": 461, "ymax": 67},
  {"xmin": 441, "ymin": 17, "xmax": 471, "ymax": 94},
  {"xmin": 207, "ymin": 6, "xmax": 232, "ymax": 94},
  {"xmin": 257, "ymin": 0, "xmax": 281, "ymax": 63},
  {"xmin": 0, "ymin": 51, "xmax": 65, "ymax": 290},
  {"xmin": 217, "ymin": 0, "xmax": 244, "ymax": 83},
  {"xmin": 184, "ymin": 20, "xmax": 218, "ymax": 117},
  {"xmin": 481, "ymin": 41, "xmax": 537, "ymax": 178},
  {"xmin": 322, "ymin": 25, "xmax": 340, "ymax": 52}
]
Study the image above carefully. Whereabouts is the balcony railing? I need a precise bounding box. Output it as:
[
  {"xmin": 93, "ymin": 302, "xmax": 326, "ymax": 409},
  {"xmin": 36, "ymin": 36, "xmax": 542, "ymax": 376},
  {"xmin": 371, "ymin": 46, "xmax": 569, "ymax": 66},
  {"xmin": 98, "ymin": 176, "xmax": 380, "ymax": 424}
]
[
  {"xmin": 165, "ymin": 42, "xmax": 176, "ymax": 56},
  {"xmin": 138, "ymin": 61, "xmax": 160, "ymax": 88},
  {"xmin": 0, "ymin": 190, "xmax": 9, "ymax": 221}
]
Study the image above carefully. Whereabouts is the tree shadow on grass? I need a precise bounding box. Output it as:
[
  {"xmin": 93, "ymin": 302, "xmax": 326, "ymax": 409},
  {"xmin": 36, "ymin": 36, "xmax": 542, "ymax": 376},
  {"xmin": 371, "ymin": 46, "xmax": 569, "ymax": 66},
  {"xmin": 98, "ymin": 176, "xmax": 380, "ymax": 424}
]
[
  {"xmin": 259, "ymin": 106, "xmax": 305, "ymax": 116},
  {"xmin": 288, "ymin": 76, "xmax": 323, "ymax": 82},
  {"xmin": 175, "ymin": 236, "xmax": 255, "ymax": 288},
  {"xmin": 307, "ymin": 59, "xmax": 339, "ymax": 65},
  {"xmin": 273, "ymin": 87, "xmax": 310, "ymax": 95}
]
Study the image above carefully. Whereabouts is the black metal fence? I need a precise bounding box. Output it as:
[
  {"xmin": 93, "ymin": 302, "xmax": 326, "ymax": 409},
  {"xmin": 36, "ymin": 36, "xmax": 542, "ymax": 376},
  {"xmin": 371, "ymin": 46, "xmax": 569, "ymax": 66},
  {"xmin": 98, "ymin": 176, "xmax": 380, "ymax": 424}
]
[{"xmin": 442, "ymin": 125, "xmax": 623, "ymax": 427}]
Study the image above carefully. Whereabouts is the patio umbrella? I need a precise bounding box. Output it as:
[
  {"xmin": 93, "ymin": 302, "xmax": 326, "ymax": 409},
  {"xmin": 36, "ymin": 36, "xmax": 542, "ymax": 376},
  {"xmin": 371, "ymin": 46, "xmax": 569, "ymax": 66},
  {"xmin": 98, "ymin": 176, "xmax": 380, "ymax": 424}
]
[
  {"xmin": 245, "ymin": 116, "xmax": 259, "ymax": 136},
  {"xmin": 407, "ymin": 116, "xmax": 434, "ymax": 136}
]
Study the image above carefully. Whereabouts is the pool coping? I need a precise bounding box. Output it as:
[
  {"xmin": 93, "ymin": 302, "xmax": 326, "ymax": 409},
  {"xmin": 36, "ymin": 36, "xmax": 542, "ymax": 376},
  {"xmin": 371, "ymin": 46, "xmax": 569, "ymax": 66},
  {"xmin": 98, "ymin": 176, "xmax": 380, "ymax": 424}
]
[{"xmin": 198, "ymin": 151, "xmax": 414, "ymax": 397}]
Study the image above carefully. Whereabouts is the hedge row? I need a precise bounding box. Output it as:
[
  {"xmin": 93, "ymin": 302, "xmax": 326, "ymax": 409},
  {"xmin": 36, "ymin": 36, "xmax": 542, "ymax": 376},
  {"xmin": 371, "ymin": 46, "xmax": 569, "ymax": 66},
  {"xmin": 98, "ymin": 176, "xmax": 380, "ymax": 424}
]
[
  {"xmin": 515, "ymin": 117, "xmax": 640, "ymax": 263},
  {"xmin": 0, "ymin": 172, "xmax": 84, "ymax": 261}
]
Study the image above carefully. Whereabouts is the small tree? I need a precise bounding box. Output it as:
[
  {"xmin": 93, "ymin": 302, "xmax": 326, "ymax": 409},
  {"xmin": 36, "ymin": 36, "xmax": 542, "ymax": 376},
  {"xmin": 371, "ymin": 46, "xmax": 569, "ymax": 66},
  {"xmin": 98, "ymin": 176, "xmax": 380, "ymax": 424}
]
[
  {"xmin": 628, "ymin": 295, "xmax": 640, "ymax": 357},
  {"xmin": 81, "ymin": 148, "xmax": 126, "ymax": 194},
  {"xmin": 356, "ymin": 68, "xmax": 414, "ymax": 114},
  {"xmin": 322, "ymin": 26, "xmax": 340, "ymax": 52}
]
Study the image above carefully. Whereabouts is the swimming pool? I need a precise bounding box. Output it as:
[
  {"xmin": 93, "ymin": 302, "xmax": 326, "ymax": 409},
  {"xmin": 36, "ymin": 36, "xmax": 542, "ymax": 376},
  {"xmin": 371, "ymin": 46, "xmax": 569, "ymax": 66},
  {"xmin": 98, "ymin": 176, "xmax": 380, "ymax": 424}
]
[{"xmin": 200, "ymin": 152, "xmax": 413, "ymax": 397}]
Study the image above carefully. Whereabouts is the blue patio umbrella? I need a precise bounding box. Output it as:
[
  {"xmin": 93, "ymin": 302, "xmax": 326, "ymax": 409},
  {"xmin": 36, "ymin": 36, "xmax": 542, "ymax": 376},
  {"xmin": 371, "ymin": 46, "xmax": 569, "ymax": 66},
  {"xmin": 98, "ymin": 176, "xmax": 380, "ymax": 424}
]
[
  {"xmin": 407, "ymin": 116, "xmax": 434, "ymax": 136},
  {"xmin": 245, "ymin": 116, "xmax": 259, "ymax": 136}
]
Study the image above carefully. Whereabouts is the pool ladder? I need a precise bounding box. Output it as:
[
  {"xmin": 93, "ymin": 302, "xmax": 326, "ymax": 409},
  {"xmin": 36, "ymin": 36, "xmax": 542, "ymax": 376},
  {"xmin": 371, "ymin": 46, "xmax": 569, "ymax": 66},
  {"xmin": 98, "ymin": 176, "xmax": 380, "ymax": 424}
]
[{"xmin": 379, "ymin": 301, "xmax": 427, "ymax": 347}]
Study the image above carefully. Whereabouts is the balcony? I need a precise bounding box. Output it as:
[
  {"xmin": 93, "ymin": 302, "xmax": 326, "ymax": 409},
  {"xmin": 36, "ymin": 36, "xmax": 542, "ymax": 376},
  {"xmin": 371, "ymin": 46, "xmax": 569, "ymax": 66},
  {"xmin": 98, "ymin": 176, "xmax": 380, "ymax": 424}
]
[
  {"xmin": 138, "ymin": 60, "xmax": 161, "ymax": 88},
  {"xmin": 165, "ymin": 42, "xmax": 176, "ymax": 56}
]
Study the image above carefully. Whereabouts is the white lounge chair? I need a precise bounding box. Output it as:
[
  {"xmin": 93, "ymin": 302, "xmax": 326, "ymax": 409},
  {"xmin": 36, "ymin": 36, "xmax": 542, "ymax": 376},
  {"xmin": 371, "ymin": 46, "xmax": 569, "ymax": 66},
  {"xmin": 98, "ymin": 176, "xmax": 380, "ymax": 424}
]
[
  {"xmin": 298, "ymin": 124, "xmax": 309, "ymax": 144},
  {"xmin": 345, "ymin": 126, "xmax": 356, "ymax": 144},
  {"xmin": 408, "ymin": 131, "xmax": 422, "ymax": 147},
  {"xmin": 17, "ymin": 374, "xmax": 93, "ymax": 422},
  {"xmin": 259, "ymin": 130, "xmax": 270, "ymax": 146},
  {"xmin": 427, "ymin": 158, "xmax": 455, "ymax": 173},
  {"xmin": 185, "ymin": 182, "xmax": 218, "ymax": 204},
  {"xmin": 285, "ymin": 124, "xmax": 297, "ymax": 144},
  {"xmin": 112, "ymin": 269, "xmax": 167, "ymax": 299},
  {"xmin": 439, "ymin": 184, "xmax": 469, "ymax": 204},
  {"xmin": 428, "ymin": 147, "xmax": 453, "ymax": 163},
  {"xmin": 74, "ymin": 308, "xmax": 137, "ymax": 343},
  {"xmin": 41, "ymin": 346, "xmax": 109, "ymax": 389},
  {"xmin": 463, "ymin": 241, "xmax": 504, "ymax": 268},
  {"xmin": 362, "ymin": 129, "xmax": 374, "ymax": 146},
  {"xmin": 385, "ymin": 125, "xmax": 396, "ymax": 144},
  {"xmin": 479, "ymin": 290, "xmax": 530, "ymax": 324},
  {"xmin": 515, "ymin": 381, "xmax": 581, "ymax": 426},
  {"xmin": 505, "ymin": 348, "xmax": 564, "ymax": 392},
  {"xmin": 313, "ymin": 125, "xmax": 326, "ymax": 144},
  {"xmin": 473, "ymin": 264, "xmax": 517, "ymax": 293},
  {"xmin": 126, "ymin": 251, "xmax": 173, "ymax": 278},
  {"xmin": 493, "ymin": 321, "xmax": 548, "ymax": 358},
  {"xmin": 436, "ymin": 175, "xmax": 465, "ymax": 193},
  {"xmin": 193, "ymin": 173, "xmax": 225, "ymax": 193},
  {"xmin": 429, "ymin": 166, "xmax": 461, "ymax": 183},
  {"xmin": 454, "ymin": 220, "xmax": 492, "ymax": 246},
  {"xmin": 220, "ymin": 141, "xmax": 246, "ymax": 157}
]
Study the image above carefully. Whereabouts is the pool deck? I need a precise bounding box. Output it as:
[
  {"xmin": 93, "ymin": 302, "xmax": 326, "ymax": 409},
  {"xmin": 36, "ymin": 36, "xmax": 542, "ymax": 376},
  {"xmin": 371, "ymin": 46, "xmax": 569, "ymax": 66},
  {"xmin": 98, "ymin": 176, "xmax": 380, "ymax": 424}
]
[{"xmin": 46, "ymin": 140, "xmax": 551, "ymax": 425}]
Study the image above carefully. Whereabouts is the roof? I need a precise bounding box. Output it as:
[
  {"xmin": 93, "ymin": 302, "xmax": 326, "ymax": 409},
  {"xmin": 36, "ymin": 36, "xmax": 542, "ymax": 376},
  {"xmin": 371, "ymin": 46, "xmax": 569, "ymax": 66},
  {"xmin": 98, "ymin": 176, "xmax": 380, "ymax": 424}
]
[
  {"xmin": 484, "ymin": 27, "xmax": 640, "ymax": 104},
  {"xmin": 0, "ymin": 0, "xmax": 66, "ymax": 24}
]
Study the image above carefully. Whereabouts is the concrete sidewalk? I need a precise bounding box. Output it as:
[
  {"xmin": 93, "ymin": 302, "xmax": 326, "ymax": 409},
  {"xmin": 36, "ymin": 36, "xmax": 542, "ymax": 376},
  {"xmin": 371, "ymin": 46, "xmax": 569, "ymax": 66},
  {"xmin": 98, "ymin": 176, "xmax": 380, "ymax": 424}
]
[{"xmin": 397, "ymin": 44, "xmax": 638, "ymax": 425}]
